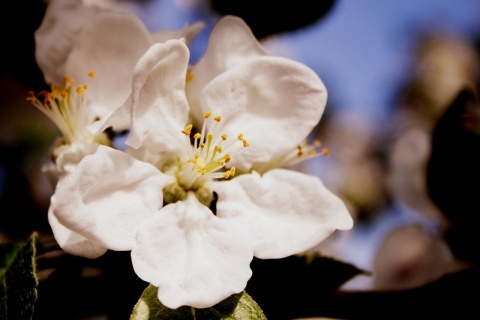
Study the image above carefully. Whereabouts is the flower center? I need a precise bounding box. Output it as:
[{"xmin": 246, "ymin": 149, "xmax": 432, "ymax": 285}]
[
  {"xmin": 163, "ymin": 111, "xmax": 249, "ymax": 206},
  {"xmin": 27, "ymin": 71, "xmax": 110, "ymax": 148}
]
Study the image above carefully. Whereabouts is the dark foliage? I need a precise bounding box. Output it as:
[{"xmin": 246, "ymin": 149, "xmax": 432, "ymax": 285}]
[{"xmin": 209, "ymin": 0, "xmax": 337, "ymax": 39}]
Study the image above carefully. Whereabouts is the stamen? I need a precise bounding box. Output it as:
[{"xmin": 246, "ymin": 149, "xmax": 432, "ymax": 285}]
[
  {"xmin": 182, "ymin": 124, "xmax": 193, "ymax": 136},
  {"xmin": 177, "ymin": 112, "xmax": 247, "ymax": 191},
  {"xmin": 26, "ymin": 72, "xmax": 106, "ymax": 146}
]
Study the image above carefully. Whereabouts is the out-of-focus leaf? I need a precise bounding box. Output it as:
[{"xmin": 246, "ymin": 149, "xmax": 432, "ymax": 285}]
[
  {"xmin": 246, "ymin": 254, "xmax": 365, "ymax": 319},
  {"xmin": 427, "ymin": 87, "xmax": 480, "ymax": 263},
  {"xmin": 0, "ymin": 232, "xmax": 39, "ymax": 320},
  {"xmin": 131, "ymin": 285, "xmax": 267, "ymax": 320},
  {"xmin": 209, "ymin": 0, "xmax": 337, "ymax": 39}
]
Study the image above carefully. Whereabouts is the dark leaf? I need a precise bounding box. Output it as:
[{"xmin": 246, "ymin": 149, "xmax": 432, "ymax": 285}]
[
  {"xmin": 0, "ymin": 232, "xmax": 39, "ymax": 320},
  {"xmin": 246, "ymin": 254, "xmax": 364, "ymax": 319}
]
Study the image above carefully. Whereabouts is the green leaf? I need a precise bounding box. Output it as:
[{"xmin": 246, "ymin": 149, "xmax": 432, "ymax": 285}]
[
  {"xmin": 0, "ymin": 232, "xmax": 39, "ymax": 320},
  {"xmin": 130, "ymin": 285, "xmax": 267, "ymax": 320}
]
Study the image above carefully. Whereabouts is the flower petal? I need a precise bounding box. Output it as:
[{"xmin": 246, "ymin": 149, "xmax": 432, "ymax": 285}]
[
  {"xmin": 131, "ymin": 193, "xmax": 254, "ymax": 309},
  {"xmin": 213, "ymin": 169, "xmax": 353, "ymax": 259},
  {"xmin": 186, "ymin": 15, "xmax": 267, "ymax": 125},
  {"xmin": 201, "ymin": 57, "xmax": 327, "ymax": 171},
  {"xmin": 34, "ymin": 0, "xmax": 100, "ymax": 84},
  {"xmin": 50, "ymin": 145, "xmax": 175, "ymax": 251},
  {"xmin": 126, "ymin": 40, "xmax": 191, "ymax": 154},
  {"xmin": 64, "ymin": 10, "xmax": 151, "ymax": 121},
  {"xmin": 48, "ymin": 208, "xmax": 107, "ymax": 259}
]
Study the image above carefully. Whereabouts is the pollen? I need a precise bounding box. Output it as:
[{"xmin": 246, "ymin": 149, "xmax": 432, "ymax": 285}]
[
  {"xmin": 88, "ymin": 70, "xmax": 95, "ymax": 78},
  {"xmin": 182, "ymin": 124, "xmax": 193, "ymax": 136},
  {"xmin": 296, "ymin": 139, "xmax": 330, "ymax": 160},
  {"xmin": 76, "ymin": 85, "xmax": 87, "ymax": 94},
  {"xmin": 237, "ymin": 133, "xmax": 249, "ymax": 147},
  {"xmin": 178, "ymin": 112, "xmax": 247, "ymax": 190},
  {"xmin": 26, "ymin": 72, "xmax": 99, "ymax": 145},
  {"xmin": 223, "ymin": 167, "xmax": 236, "ymax": 179},
  {"xmin": 186, "ymin": 69, "xmax": 194, "ymax": 83}
]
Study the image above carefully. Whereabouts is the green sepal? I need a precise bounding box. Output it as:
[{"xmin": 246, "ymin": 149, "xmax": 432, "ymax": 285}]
[
  {"xmin": 130, "ymin": 285, "xmax": 267, "ymax": 320},
  {"xmin": 0, "ymin": 232, "xmax": 39, "ymax": 320}
]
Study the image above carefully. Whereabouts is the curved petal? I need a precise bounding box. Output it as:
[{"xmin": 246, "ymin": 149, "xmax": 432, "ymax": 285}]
[
  {"xmin": 131, "ymin": 193, "xmax": 254, "ymax": 309},
  {"xmin": 186, "ymin": 15, "xmax": 267, "ymax": 125},
  {"xmin": 54, "ymin": 142, "xmax": 101, "ymax": 175},
  {"xmin": 34, "ymin": 0, "xmax": 100, "ymax": 84},
  {"xmin": 50, "ymin": 145, "xmax": 175, "ymax": 251},
  {"xmin": 48, "ymin": 208, "xmax": 107, "ymax": 258},
  {"xmin": 65, "ymin": 11, "xmax": 151, "ymax": 122},
  {"xmin": 201, "ymin": 56, "xmax": 327, "ymax": 171},
  {"xmin": 126, "ymin": 40, "xmax": 190, "ymax": 154},
  {"xmin": 212, "ymin": 169, "xmax": 353, "ymax": 259}
]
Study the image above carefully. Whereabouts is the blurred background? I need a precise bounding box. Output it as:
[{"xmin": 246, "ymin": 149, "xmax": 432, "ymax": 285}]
[{"xmin": 2, "ymin": 0, "xmax": 480, "ymax": 318}]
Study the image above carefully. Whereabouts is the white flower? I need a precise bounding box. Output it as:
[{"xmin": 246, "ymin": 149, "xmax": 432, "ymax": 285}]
[
  {"xmin": 34, "ymin": 0, "xmax": 204, "ymax": 133},
  {"xmin": 50, "ymin": 16, "xmax": 353, "ymax": 308},
  {"xmin": 31, "ymin": 0, "xmax": 203, "ymax": 258}
]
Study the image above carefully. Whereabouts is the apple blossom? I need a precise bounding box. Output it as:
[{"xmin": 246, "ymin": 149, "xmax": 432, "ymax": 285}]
[{"xmin": 49, "ymin": 16, "xmax": 353, "ymax": 308}]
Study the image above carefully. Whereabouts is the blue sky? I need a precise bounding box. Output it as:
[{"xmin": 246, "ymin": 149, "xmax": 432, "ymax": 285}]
[{"xmin": 282, "ymin": 0, "xmax": 480, "ymax": 121}]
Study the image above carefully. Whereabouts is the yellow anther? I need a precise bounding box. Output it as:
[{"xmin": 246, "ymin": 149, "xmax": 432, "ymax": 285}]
[
  {"xmin": 297, "ymin": 145, "xmax": 303, "ymax": 157},
  {"xmin": 76, "ymin": 85, "xmax": 87, "ymax": 94},
  {"xmin": 221, "ymin": 134, "xmax": 227, "ymax": 140},
  {"xmin": 193, "ymin": 153, "xmax": 199, "ymax": 159},
  {"xmin": 223, "ymin": 167, "xmax": 236, "ymax": 179},
  {"xmin": 215, "ymin": 145, "xmax": 223, "ymax": 153},
  {"xmin": 321, "ymin": 147, "xmax": 330, "ymax": 156},
  {"xmin": 204, "ymin": 111, "xmax": 212, "ymax": 119},
  {"xmin": 186, "ymin": 69, "xmax": 194, "ymax": 83},
  {"xmin": 214, "ymin": 116, "xmax": 221, "ymax": 122},
  {"xmin": 194, "ymin": 133, "xmax": 201, "ymax": 140},
  {"xmin": 182, "ymin": 124, "xmax": 193, "ymax": 136},
  {"xmin": 197, "ymin": 168, "xmax": 206, "ymax": 175},
  {"xmin": 314, "ymin": 139, "xmax": 322, "ymax": 147},
  {"xmin": 224, "ymin": 154, "xmax": 231, "ymax": 163},
  {"xmin": 207, "ymin": 133, "xmax": 214, "ymax": 141},
  {"xmin": 237, "ymin": 133, "xmax": 244, "ymax": 140},
  {"xmin": 63, "ymin": 75, "xmax": 75, "ymax": 85},
  {"xmin": 309, "ymin": 150, "xmax": 317, "ymax": 156},
  {"xmin": 88, "ymin": 70, "xmax": 95, "ymax": 78},
  {"xmin": 241, "ymin": 139, "xmax": 249, "ymax": 147}
]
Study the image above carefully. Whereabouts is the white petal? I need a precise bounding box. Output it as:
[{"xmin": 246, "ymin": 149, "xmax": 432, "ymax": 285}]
[
  {"xmin": 131, "ymin": 193, "xmax": 254, "ymax": 309},
  {"xmin": 50, "ymin": 145, "xmax": 175, "ymax": 251},
  {"xmin": 35, "ymin": 0, "xmax": 100, "ymax": 84},
  {"xmin": 48, "ymin": 208, "xmax": 107, "ymax": 258},
  {"xmin": 213, "ymin": 169, "xmax": 353, "ymax": 259},
  {"xmin": 187, "ymin": 15, "xmax": 267, "ymax": 125},
  {"xmin": 126, "ymin": 40, "xmax": 190, "ymax": 154},
  {"xmin": 54, "ymin": 142, "xmax": 100, "ymax": 175},
  {"xmin": 201, "ymin": 56, "xmax": 327, "ymax": 171},
  {"xmin": 65, "ymin": 10, "xmax": 151, "ymax": 121}
]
